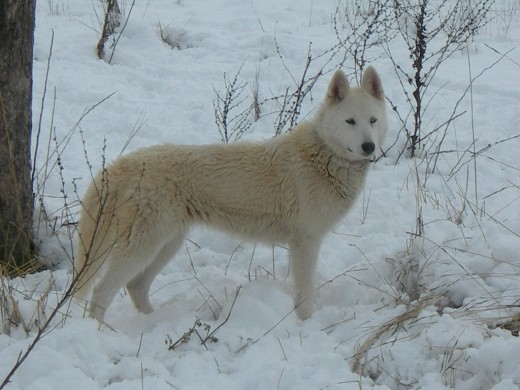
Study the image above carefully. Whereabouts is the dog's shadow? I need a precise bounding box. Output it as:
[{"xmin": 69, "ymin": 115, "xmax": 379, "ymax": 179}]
[{"xmin": 106, "ymin": 278, "xmax": 294, "ymax": 339}]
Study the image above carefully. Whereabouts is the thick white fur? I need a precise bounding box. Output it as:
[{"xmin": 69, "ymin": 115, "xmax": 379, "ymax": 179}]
[{"xmin": 74, "ymin": 67, "xmax": 387, "ymax": 322}]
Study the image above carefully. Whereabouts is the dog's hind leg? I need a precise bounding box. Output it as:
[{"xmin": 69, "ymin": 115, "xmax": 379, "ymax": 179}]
[
  {"xmin": 88, "ymin": 238, "xmax": 172, "ymax": 322},
  {"xmin": 126, "ymin": 234, "xmax": 185, "ymax": 314},
  {"xmin": 88, "ymin": 250, "xmax": 146, "ymax": 322},
  {"xmin": 289, "ymin": 236, "xmax": 322, "ymax": 320}
]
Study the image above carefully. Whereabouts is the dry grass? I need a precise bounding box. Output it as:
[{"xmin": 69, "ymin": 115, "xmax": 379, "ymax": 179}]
[{"xmin": 351, "ymin": 296, "xmax": 438, "ymax": 375}]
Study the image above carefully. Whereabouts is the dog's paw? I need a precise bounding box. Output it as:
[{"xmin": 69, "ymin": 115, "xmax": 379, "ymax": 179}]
[{"xmin": 294, "ymin": 299, "xmax": 314, "ymax": 321}]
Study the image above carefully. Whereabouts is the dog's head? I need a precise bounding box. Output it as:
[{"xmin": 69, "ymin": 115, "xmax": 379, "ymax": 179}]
[{"xmin": 318, "ymin": 67, "xmax": 387, "ymax": 161}]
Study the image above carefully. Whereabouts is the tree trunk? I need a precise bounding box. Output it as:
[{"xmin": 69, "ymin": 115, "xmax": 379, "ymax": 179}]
[{"xmin": 0, "ymin": 0, "xmax": 36, "ymax": 272}]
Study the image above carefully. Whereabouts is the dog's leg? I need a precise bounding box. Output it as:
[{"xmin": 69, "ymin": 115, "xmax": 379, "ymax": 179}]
[
  {"xmin": 126, "ymin": 235, "xmax": 184, "ymax": 314},
  {"xmin": 289, "ymin": 236, "xmax": 321, "ymax": 320},
  {"xmin": 89, "ymin": 250, "xmax": 148, "ymax": 322},
  {"xmin": 89, "ymin": 237, "xmax": 170, "ymax": 322}
]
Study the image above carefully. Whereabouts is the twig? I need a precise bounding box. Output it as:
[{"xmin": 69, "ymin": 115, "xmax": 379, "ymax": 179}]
[
  {"xmin": 168, "ymin": 286, "xmax": 241, "ymax": 351},
  {"xmin": 32, "ymin": 29, "xmax": 54, "ymax": 189},
  {"xmin": 204, "ymin": 285, "xmax": 241, "ymax": 343},
  {"xmin": 236, "ymin": 305, "xmax": 296, "ymax": 353},
  {"xmin": 108, "ymin": 0, "xmax": 136, "ymax": 64}
]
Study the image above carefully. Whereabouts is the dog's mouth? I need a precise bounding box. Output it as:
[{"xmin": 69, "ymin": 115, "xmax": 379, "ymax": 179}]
[
  {"xmin": 347, "ymin": 147, "xmax": 377, "ymax": 162},
  {"xmin": 365, "ymin": 154, "xmax": 377, "ymax": 162}
]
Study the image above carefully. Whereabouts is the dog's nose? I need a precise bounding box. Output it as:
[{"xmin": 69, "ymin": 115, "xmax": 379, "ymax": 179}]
[{"xmin": 362, "ymin": 142, "xmax": 375, "ymax": 155}]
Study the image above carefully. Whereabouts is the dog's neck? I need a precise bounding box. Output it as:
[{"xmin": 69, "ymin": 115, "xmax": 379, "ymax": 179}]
[
  {"xmin": 325, "ymin": 151, "xmax": 370, "ymax": 201},
  {"xmin": 304, "ymin": 127, "xmax": 371, "ymax": 200}
]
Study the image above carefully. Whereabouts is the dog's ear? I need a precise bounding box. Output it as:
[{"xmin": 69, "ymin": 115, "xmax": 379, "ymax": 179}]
[
  {"xmin": 361, "ymin": 66, "xmax": 384, "ymax": 102},
  {"xmin": 326, "ymin": 69, "xmax": 350, "ymax": 105}
]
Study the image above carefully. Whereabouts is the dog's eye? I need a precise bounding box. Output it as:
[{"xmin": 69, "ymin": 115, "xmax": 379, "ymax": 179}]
[
  {"xmin": 346, "ymin": 118, "xmax": 356, "ymax": 125},
  {"xmin": 370, "ymin": 117, "xmax": 377, "ymax": 124}
]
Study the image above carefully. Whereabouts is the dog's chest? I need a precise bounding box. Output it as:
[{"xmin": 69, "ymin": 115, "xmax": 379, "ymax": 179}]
[{"xmin": 300, "ymin": 159, "xmax": 369, "ymax": 229}]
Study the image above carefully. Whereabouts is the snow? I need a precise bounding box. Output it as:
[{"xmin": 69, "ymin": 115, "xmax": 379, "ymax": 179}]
[{"xmin": 2, "ymin": 0, "xmax": 520, "ymax": 389}]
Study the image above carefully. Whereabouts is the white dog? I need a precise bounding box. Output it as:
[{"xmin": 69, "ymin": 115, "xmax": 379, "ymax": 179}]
[{"xmin": 74, "ymin": 67, "xmax": 387, "ymax": 322}]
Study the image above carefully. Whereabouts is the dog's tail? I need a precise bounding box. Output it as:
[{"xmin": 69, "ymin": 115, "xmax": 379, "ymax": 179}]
[
  {"xmin": 72, "ymin": 187, "xmax": 107, "ymax": 310},
  {"xmin": 72, "ymin": 168, "xmax": 111, "ymax": 310}
]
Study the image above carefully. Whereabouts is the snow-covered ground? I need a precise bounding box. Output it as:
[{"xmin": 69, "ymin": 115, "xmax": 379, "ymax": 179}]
[{"xmin": 1, "ymin": 0, "xmax": 520, "ymax": 388}]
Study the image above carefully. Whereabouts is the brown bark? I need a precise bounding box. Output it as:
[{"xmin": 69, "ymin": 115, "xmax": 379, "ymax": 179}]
[{"xmin": 0, "ymin": 0, "xmax": 36, "ymax": 271}]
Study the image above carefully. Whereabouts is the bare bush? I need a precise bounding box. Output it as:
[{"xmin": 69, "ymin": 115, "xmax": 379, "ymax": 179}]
[
  {"xmin": 251, "ymin": 65, "xmax": 262, "ymax": 122},
  {"xmin": 213, "ymin": 64, "xmax": 254, "ymax": 143},
  {"xmin": 386, "ymin": 0, "xmax": 494, "ymax": 158},
  {"xmin": 96, "ymin": 0, "xmax": 136, "ymax": 63},
  {"xmin": 333, "ymin": 0, "xmax": 396, "ymax": 80},
  {"xmin": 214, "ymin": 22, "xmax": 380, "ymax": 140},
  {"xmin": 96, "ymin": 0, "xmax": 121, "ymax": 60},
  {"xmin": 266, "ymin": 39, "xmax": 350, "ymax": 135},
  {"xmin": 270, "ymin": 44, "xmax": 323, "ymax": 135},
  {"xmin": 493, "ymin": 0, "xmax": 520, "ymax": 36}
]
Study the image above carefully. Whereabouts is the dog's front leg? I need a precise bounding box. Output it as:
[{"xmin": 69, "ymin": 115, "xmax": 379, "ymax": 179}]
[{"xmin": 289, "ymin": 236, "xmax": 321, "ymax": 320}]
